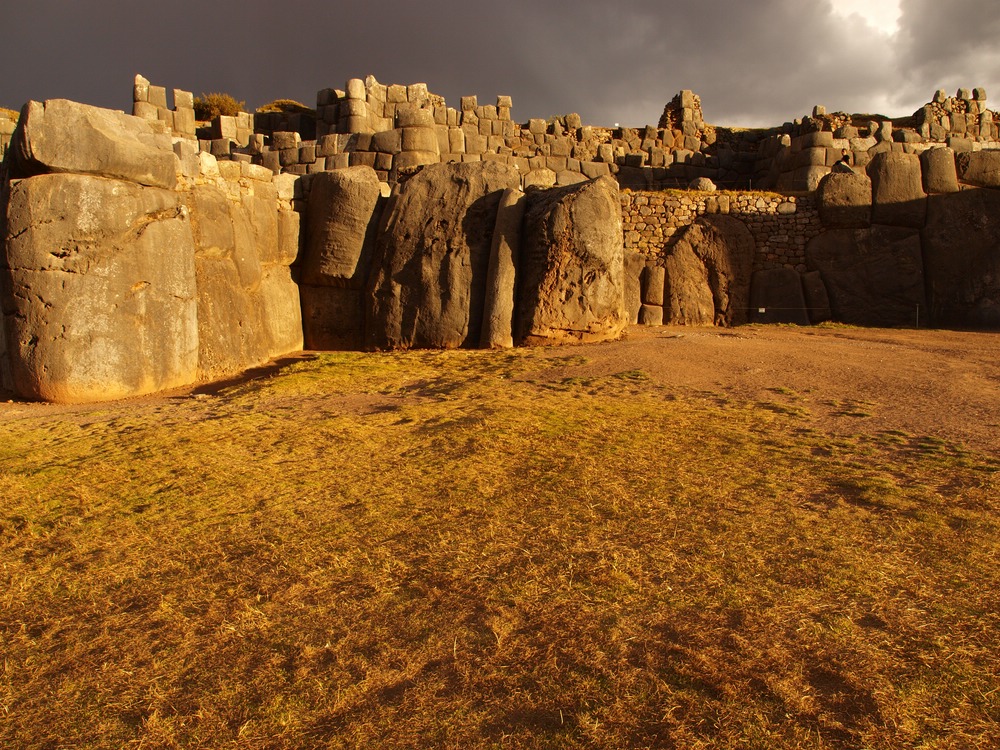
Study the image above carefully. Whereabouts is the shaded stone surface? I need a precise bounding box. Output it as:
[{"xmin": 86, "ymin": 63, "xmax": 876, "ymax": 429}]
[
  {"xmin": 300, "ymin": 285, "xmax": 364, "ymax": 350},
  {"xmin": 663, "ymin": 215, "xmax": 755, "ymax": 326},
  {"xmin": 805, "ymin": 226, "xmax": 926, "ymax": 327},
  {"xmin": 365, "ymin": 161, "xmax": 520, "ymax": 349},
  {"xmin": 801, "ymin": 270, "xmax": 832, "ymax": 324},
  {"xmin": 2, "ymin": 173, "xmax": 197, "ymax": 402},
  {"xmin": 515, "ymin": 176, "xmax": 627, "ymax": 345},
  {"xmin": 750, "ymin": 268, "xmax": 810, "ymax": 325},
  {"xmin": 923, "ymin": 188, "xmax": 1000, "ymax": 328},
  {"xmin": 10, "ymin": 99, "xmax": 176, "ymax": 189}
]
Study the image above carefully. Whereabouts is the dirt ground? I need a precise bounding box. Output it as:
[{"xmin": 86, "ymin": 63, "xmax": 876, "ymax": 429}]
[{"xmin": 3, "ymin": 324, "xmax": 999, "ymax": 455}]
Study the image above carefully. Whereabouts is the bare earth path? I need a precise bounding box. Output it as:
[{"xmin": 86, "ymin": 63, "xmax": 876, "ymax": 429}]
[
  {"xmin": 2, "ymin": 325, "xmax": 998, "ymax": 454},
  {"xmin": 527, "ymin": 325, "xmax": 1000, "ymax": 455}
]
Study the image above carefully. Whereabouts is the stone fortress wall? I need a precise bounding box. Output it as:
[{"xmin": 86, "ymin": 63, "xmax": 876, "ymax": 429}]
[{"xmin": 2, "ymin": 74, "xmax": 1000, "ymax": 403}]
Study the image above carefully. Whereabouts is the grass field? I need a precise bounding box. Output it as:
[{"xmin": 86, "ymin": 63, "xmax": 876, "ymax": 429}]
[{"xmin": 1, "ymin": 344, "xmax": 998, "ymax": 748}]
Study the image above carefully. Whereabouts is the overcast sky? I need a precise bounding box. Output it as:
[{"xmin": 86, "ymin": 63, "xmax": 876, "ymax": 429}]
[{"xmin": 2, "ymin": 0, "xmax": 997, "ymax": 128}]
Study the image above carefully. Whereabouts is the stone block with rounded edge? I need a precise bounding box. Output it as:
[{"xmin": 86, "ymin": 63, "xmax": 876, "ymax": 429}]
[
  {"xmin": 867, "ymin": 152, "xmax": 927, "ymax": 228},
  {"xmin": 816, "ymin": 172, "xmax": 872, "ymax": 228},
  {"xmin": 10, "ymin": 99, "xmax": 176, "ymax": 189},
  {"xmin": 302, "ymin": 166, "xmax": 382, "ymax": 287},
  {"xmin": 480, "ymin": 188, "xmax": 527, "ymax": 349},
  {"xmin": 957, "ymin": 150, "xmax": 1000, "ymax": 188},
  {"xmin": 921, "ymin": 147, "xmax": 960, "ymax": 193}
]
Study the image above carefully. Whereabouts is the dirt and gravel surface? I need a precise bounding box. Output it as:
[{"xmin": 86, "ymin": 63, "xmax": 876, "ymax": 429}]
[{"xmin": 3, "ymin": 325, "xmax": 998, "ymax": 454}]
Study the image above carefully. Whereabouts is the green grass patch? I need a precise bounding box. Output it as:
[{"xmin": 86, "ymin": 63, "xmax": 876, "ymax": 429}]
[{"xmin": 1, "ymin": 348, "xmax": 998, "ymax": 748}]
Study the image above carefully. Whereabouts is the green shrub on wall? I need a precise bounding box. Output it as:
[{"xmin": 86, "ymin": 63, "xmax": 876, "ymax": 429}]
[{"xmin": 193, "ymin": 93, "xmax": 245, "ymax": 120}]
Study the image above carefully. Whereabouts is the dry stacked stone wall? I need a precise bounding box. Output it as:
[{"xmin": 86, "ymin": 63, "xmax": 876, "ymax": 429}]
[{"xmin": 621, "ymin": 190, "xmax": 822, "ymax": 272}]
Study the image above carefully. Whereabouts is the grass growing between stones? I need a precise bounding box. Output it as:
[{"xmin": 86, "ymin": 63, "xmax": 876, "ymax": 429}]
[{"xmin": 1, "ymin": 347, "xmax": 998, "ymax": 749}]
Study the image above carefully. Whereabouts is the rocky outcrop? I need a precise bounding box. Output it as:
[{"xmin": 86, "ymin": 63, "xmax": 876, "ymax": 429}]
[
  {"xmin": 9, "ymin": 99, "xmax": 176, "ymax": 189},
  {"xmin": 2, "ymin": 173, "xmax": 198, "ymax": 402},
  {"xmin": 365, "ymin": 161, "xmax": 521, "ymax": 349},
  {"xmin": 923, "ymin": 189, "xmax": 1000, "ymax": 328},
  {"xmin": 663, "ymin": 215, "xmax": 755, "ymax": 326},
  {"xmin": 515, "ymin": 175, "xmax": 627, "ymax": 345},
  {"xmin": 805, "ymin": 226, "xmax": 925, "ymax": 327}
]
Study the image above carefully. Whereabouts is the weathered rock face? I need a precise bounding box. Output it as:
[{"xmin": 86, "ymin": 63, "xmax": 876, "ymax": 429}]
[
  {"xmin": 817, "ymin": 172, "xmax": 872, "ymax": 228},
  {"xmin": 623, "ymin": 252, "xmax": 645, "ymax": 325},
  {"xmin": 663, "ymin": 215, "xmax": 755, "ymax": 326},
  {"xmin": 515, "ymin": 175, "xmax": 627, "ymax": 345},
  {"xmin": 923, "ymin": 189, "xmax": 1000, "ymax": 328},
  {"xmin": 867, "ymin": 152, "xmax": 926, "ymax": 228},
  {"xmin": 302, "ymin": 166, "xmax": 382, "ymax": 287},
  {"xmin": 300, "ymin": 286, "xmax": 365, "ymax": 350},
  {"xmin": 2, "ymin": 173, "xmax": 198, "ymax": 402},
  {"xmin": 805, "ymin": 226, "xmax": 926, "ymax": 327},
  {"xmin": 186, "ymin": 184, "xmax": 302, "ymax": 378},
  {"xmin": 10, "ymin": 100, "xmax": 176, "ymax": 189},
  {"xmin": 365, "ymin": 161, "xmax": 521, "ymax": 349},
  {"xmin": 480, "ymin": 188, "xmax": 526, "ymax": 349},
  {"xmin": 801, "ymin": 270, "xmax": 832, "ymax": 324},
  {"xmin": 750, "ymin": 268, "xmax": 809, "ymax": 325},
  {"xmin": 956, "ymin": 150, "xmax": 1000, "ymax": 189}
]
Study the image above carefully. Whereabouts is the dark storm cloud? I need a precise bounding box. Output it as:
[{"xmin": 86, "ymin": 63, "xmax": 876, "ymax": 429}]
[{"xmin": 1, "ymin": 0, "xmax": 996, "ymax": 129}]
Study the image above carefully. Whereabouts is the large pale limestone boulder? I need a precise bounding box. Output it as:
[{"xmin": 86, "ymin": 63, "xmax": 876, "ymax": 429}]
[
  {"xmin": 663, "ymin": 215, "xmax": 755, "ymax": 326},
  {"xmin": 302, "ymin": 166, "xmax": 381, "ymax": 286},
  {"xmin": 923, "ymin": 189, "xmax": 1000, "ymax": 328},
  {"xmin": 816, "ymin": 172, "xmax": 872, "ymax": 228},
  {"xmin": 805, "ymin": 226, "xmax": 926, "ymax": 327},
  {"xmin": 9, "ymin": 100, "xmax": 176, "ymax": 189},
  {"xmin": 365, "ymin": 161, "xmax": 521, "ymax": 349},
  {"xmin": 480, "ymin": 188, "xmax": 526, "ymax": 348},
  {"xmin": 186, "ymin": 184, "xmax": 301, "ymax": 378},
  {"xmin": 2, "ymin": 174, "xmax": 197, "ymax": 402},
  {"xmin": 515, "ymin": 176, "xmax": 627, "ymax": 345},
  {"xmin": 921, "ymin": 147, "xmax": 960, "ymax": 194},
  {"xmin": 867, "ymin": 152, "xmax": 927, "ymax": 228}
]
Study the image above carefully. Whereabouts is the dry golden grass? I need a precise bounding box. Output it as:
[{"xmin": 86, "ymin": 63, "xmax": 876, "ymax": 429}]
[{"xmin": 1, "ymin": 347, "xmax": 998, "ymax": 749}]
